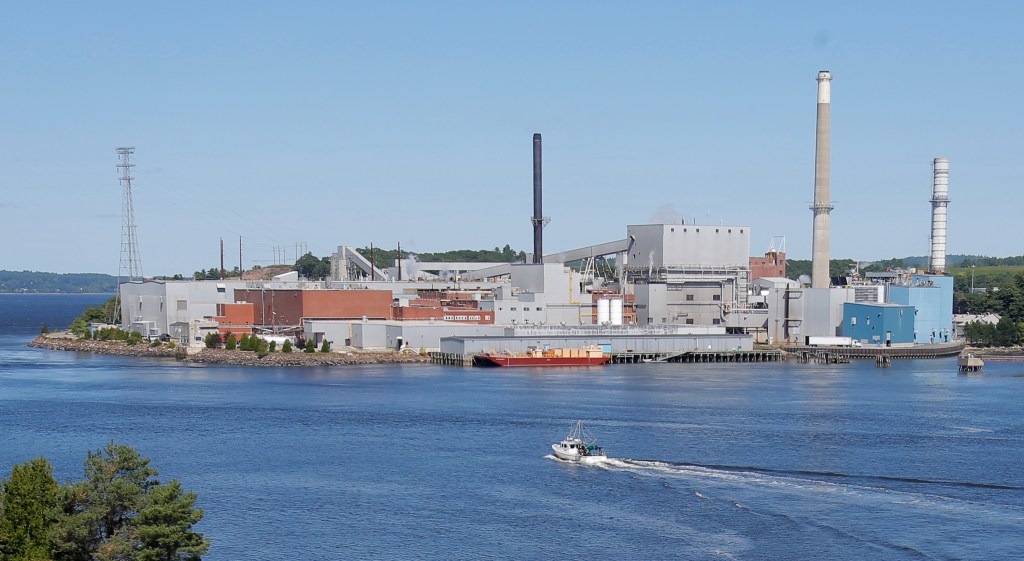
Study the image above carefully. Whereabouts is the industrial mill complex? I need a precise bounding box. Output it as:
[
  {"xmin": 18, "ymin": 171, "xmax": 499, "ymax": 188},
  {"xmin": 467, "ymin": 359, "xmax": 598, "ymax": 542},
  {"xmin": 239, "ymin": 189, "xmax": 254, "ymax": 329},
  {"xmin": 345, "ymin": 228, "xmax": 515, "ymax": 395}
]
[{"xmin": 115, "ymin": 71, "xmax": 956, "ymax": 361}]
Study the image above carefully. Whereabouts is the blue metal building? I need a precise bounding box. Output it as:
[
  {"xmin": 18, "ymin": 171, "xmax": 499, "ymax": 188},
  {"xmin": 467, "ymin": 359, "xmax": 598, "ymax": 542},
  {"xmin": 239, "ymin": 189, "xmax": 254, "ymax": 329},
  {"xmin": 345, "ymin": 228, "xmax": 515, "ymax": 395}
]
[
  {"xmin": 888, "ymin": 274, "xmax": 953, "ymax": 343},
  {"xmin": 842, "ymin": 302, "xmax": 916, "ymax": 345}
]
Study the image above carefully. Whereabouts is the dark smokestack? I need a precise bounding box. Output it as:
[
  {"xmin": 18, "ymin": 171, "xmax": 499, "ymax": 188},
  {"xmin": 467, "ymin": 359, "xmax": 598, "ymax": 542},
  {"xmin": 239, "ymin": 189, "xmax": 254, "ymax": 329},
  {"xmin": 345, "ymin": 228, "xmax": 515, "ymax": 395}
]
[{"xmin": 532, "ymin": 133, "xmax": 543, "ymax": 264}]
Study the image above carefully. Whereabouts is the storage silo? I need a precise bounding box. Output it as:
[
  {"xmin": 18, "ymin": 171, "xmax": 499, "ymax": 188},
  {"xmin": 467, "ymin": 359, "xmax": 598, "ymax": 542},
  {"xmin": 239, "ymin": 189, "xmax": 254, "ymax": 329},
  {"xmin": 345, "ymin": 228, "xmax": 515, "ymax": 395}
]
[
  {"xmin": 610, "ymin": 298, "xmax": 624, "ymax": 326},
  {"xmin": 597, "ymin": 298, "xmax": 611, "ymax": 325}
]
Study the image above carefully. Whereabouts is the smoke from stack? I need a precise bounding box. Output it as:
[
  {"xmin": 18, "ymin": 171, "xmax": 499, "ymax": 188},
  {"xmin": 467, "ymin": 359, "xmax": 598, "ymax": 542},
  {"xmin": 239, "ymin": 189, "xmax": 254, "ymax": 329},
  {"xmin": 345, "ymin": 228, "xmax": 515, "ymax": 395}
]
[
  {"xmin": 810, "ymin": 70, "xmax": 833, "ymax": 288},
  {"xmin": 929, "ymin": 158, "xmax": 950, "ymax": 275},
  {"xmin": 532, "ymin": 133, "xmax": 543, "ymax": 264}
]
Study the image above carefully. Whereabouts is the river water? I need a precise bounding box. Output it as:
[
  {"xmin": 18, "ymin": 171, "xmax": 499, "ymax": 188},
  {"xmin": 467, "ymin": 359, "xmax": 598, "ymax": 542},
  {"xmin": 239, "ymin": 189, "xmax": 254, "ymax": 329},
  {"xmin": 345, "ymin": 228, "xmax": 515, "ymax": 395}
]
[{"xmin": 1, "ymin": 294, "xmax": 1022, "ymax": 560}]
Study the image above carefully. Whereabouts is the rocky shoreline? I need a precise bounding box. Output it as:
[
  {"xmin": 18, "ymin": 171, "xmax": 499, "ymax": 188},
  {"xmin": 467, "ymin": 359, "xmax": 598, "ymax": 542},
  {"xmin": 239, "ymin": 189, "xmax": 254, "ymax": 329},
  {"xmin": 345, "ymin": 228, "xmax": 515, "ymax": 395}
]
[
  {"xmin": 27, "ymin": 335, "xmax": 431, "ymax": 367},
  {"xmin": 961, "ymin": 346, "xmax": 1024, "ymax": 360}
]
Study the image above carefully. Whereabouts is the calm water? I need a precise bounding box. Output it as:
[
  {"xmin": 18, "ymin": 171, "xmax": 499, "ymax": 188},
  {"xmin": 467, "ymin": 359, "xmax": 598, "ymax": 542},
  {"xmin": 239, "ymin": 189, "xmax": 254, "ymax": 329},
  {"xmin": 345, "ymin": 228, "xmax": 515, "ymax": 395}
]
[{"xmin": 1, "ymin": 294, "xmax": 1022, "ymax": 559}]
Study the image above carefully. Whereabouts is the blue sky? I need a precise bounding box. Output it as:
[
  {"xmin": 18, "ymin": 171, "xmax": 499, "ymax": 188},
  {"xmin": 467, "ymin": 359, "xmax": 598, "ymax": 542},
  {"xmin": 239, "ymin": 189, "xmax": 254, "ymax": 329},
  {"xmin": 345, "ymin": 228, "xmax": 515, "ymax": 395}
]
[{"xmin": 2, "ymin": 1, "xmax": 1021, "ymax": 275}]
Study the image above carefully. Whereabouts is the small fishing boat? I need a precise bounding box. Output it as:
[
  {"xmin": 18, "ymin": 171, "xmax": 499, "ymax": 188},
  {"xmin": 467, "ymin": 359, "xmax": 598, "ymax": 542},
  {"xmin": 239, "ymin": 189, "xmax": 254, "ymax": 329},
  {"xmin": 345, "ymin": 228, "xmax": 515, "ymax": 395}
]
[{"xmin": 551, "ymin": 420, "xmax": 606, "ymax": 464}]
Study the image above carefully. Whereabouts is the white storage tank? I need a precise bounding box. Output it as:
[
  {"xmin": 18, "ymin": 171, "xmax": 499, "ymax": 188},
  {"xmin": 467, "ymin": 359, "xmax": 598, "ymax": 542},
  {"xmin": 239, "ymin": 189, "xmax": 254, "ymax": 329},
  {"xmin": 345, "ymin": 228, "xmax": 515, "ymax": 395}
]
[
  {"xmin": 596, "ymin": 298, "xmax": 611, "ymax": 325},
  {"xmin": 610, "ymin": 298, "xmax": 624, "ymax": 326}
]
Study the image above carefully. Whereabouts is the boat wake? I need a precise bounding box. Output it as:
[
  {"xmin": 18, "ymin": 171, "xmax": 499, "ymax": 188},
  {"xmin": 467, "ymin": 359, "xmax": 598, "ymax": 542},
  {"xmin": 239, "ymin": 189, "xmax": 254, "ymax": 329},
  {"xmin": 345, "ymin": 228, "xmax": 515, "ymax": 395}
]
[
  {"xmin": 550, "ymin": 455, "xmax": 1024, "ymax": 494},
  {"xmin": 585, "ymin": 457, "xmax": 1024, "ymax": 558},
  {"xmin": 608, "ymin": 459, "xmax": 1024, "ymax": 492}
]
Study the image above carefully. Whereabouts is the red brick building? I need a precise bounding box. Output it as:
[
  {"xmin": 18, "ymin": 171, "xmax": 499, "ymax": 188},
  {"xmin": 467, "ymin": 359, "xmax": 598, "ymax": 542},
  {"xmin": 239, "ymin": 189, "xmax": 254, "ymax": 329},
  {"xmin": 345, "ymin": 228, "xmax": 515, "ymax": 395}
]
[
  {"xmin": 749, "ymin": 251, "xmax": 786, "ymax": 280},
  {"xmin": 233, "ymin": 288, "xmax": 393, "ymax": 326},
  {"xmin": 212, "ymin": 302, "xmax": 256, "ymax": 336}
]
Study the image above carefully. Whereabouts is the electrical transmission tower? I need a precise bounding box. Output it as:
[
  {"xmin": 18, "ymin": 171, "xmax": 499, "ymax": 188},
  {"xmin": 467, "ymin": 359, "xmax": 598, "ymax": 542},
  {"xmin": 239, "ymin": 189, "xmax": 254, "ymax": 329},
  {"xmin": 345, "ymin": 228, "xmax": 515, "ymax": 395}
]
[{"xmin": 117, "ymin": 147, "xmax": 144, "ymax": 283}]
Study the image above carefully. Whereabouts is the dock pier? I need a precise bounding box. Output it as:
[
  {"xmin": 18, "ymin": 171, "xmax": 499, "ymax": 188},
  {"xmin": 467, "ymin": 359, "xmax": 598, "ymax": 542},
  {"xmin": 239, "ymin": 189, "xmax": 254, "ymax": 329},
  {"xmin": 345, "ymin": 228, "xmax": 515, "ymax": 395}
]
[
  {"xmin": 430, "ymin": 349, "xmax": 784, "ymax": 367},
  {"xmin": 957, "ymin": 353, "xmax": 984, "ymax": 373},
  {"xmin": 608, "ymin": 350, "xmax": 783, "ymax": 364}
]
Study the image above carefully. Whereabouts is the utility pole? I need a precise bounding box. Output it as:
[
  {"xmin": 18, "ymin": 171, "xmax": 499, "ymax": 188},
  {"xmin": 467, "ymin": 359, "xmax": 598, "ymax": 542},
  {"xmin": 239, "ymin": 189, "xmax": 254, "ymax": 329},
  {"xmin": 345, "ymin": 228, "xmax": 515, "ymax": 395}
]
[
  {"xmin": 239, "ymin": 236, "xmax": 243, "ymax": 277},
  {"xmin": 220, "ymin": 237, "xmax": 225, "ymax": 280}
]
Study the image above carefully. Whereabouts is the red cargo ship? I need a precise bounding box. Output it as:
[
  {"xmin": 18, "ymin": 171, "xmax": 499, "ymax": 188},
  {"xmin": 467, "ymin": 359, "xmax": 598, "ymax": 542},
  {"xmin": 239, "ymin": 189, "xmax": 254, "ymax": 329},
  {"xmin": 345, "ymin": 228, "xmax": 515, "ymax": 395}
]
[{"xmin": 473, "ymin": 346, "xmax": 611, "ymax": 367}]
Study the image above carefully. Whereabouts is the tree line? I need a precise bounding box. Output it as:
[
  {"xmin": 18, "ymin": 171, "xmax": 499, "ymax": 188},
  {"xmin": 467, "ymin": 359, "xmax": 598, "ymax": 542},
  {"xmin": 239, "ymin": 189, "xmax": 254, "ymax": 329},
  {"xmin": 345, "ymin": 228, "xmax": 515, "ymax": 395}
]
[
  {"xmin": 0, "ymin": 442, "xmax": 208, "ymax": 561},
  {"xmin": 955, "ymin": 271, "xmax": 1024, "ymax": 346},
  {"xmin": 0, "ymin": 272, "xmax": 116, "ymax": 294}
]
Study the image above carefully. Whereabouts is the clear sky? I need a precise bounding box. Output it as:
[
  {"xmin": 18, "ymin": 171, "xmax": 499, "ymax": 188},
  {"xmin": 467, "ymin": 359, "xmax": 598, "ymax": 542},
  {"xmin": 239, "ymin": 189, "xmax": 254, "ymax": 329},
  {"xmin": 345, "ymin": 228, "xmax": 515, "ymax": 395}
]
[{"xmin": 2, "ymin": 1, "xmax": 1021, "ymax": 275}]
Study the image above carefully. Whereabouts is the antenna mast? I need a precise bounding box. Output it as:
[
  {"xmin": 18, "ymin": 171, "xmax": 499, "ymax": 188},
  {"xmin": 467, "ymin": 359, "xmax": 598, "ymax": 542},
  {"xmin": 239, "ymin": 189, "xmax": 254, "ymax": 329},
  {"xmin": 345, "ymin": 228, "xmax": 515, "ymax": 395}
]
[{"xmin": 117, "ymin": 147, "xmax": 144, "ymax": 283}]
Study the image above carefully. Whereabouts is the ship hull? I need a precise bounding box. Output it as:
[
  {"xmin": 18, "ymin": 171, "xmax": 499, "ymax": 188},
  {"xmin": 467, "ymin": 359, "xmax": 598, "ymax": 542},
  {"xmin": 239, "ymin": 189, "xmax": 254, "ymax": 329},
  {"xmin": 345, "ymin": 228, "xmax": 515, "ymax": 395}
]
[{"xmin": 473, "ymin": 354, "xmax": 611, "ymax": 367}]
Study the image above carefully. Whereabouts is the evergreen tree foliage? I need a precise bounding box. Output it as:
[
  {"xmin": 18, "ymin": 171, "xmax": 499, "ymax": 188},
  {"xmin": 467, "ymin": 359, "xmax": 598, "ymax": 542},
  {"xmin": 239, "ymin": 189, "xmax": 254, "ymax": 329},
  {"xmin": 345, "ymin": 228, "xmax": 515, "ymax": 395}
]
[
  {"xmin": 224, "ymin": 334, "xmax": 237, "ymax": 351},
  {"xmin": 0, "ymin": 457, "xmax": 61, "ymax": 560},
  {"xmin": 281, "ymin": 340, "xmax": 293, "ymax": 353},
  {"xmin": 304, "ymin": 340, "xmax": 315, "ymax": 353},
  {"xmin": 133, "ymin": 481, "xmax": 208, "ymax": 561},
  {"xmin": 46, "ymin": 442, "xmax": 209, "ymax": 561},
  {"xmin": 319, "ymin": 339, "xmax": 330, "ymax": 353},
  {"xmin": 81, "ymin": 442, "xmax": 158, "ymax": 543}
]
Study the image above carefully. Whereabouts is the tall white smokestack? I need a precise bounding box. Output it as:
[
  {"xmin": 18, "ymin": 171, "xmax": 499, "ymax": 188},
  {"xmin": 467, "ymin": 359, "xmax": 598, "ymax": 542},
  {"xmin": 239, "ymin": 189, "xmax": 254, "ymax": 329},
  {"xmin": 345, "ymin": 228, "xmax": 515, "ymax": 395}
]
[
  {"xmin": 929, "ymin": 157, "xmax": 950, "ymax": 274},
  {"xmin": 810, "ymin": 70, "xmax": 833, "ymax": 289}
]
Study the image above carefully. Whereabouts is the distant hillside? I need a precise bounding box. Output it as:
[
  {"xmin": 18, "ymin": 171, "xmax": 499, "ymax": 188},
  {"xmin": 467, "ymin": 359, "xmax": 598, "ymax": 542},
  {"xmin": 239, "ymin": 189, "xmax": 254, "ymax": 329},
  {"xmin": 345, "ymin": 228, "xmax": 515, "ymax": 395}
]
[
  {"xmin": 0, "ymin": 271, "xmax": 117, "ymax": 293},
  {"xmin": 782, "ymin": 255, "xmax": 1023, "ymax": 281},
  {"xmin": 354, "ymin": 245, "xmax": 527, "ymax": 264}
]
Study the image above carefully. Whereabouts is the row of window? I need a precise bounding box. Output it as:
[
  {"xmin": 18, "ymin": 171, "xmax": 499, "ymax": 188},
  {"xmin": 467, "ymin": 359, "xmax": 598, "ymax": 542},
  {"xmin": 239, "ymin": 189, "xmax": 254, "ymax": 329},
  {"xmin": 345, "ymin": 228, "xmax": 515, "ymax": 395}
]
[
  {"xmin": 667, "ymin": 227, "xmax": 744, "ymax": 234},
  {"xmin": 684, "ymin": 294, "xmax": 721, "ymax": 301},
  {"xmin": 649, "ymin": 318, "xmax": 722, "ymax": 325}
]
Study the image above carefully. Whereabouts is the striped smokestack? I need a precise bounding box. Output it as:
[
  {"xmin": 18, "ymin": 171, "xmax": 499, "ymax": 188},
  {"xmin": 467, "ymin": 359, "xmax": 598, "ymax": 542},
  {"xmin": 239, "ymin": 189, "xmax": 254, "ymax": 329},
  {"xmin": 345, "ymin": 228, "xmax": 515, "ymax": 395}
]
[
  {"xmin": 810, "ymin": 70, "xmax": 833, "ymax": 288},
  {"xmin": 929, "ymin": 158, "xmax": 950, "ymax": 274},
  {"xmin": 532, "ymin": 133, "xmax": 543, "ymax": 264}
]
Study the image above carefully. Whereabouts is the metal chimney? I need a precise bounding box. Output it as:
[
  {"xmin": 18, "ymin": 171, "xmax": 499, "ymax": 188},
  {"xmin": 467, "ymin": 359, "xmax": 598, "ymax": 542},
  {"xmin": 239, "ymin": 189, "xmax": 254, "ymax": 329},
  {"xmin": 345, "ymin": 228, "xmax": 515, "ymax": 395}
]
[
  {"xmin": 532, "ymin": 133, "xmax": 544, "ymax": 264},
  {"xmin": 810, "ymin": 70, "xmax": 833, "ymax": 288},
  {"xmin": 929, "ymin": 158, "xmax": 950, "ymax": 274}
]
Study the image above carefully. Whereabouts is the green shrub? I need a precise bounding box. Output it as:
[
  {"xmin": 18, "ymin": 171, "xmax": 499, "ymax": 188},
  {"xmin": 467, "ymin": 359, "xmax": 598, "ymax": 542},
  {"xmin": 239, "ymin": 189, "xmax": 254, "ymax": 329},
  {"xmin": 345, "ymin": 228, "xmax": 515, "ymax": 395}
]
[
  {"xmin": 126, "ymin": 331, "xmax": 143, "ymax": 346},
  {"xmin": 204, "ymin": 332, "xmax": 222, "ymax": 349},
  {"xmin": 282, "ymin": 340, "xmax": 293, "ymax": 353},
  {"xmin": 40, "ymin": 324, "xmax": 49, "ymax": 334},
  {"xmin": 269, "ymin": 341, "xmax": 277, "ymax": 352},
  {"xmin": 320, "ymin": 339, "xmax": 331, "ymax": 353},
  {"xmin": 304, "ymin": 340, "xmax": 315, "ymax": 353},
  {"xmin": 225, "ymin": 333, "xmax": 237, "ymax": 350},
  {"xmin": 149, "ymin": 339, "xmax": 161, "ymax": 348},
  {"xmin": 167, "ymin": 340, "xmax": 176, "ymax": 349},
  {"xmin": 70, "ymin": 317, "xmax": 90, "ymax": 339}
]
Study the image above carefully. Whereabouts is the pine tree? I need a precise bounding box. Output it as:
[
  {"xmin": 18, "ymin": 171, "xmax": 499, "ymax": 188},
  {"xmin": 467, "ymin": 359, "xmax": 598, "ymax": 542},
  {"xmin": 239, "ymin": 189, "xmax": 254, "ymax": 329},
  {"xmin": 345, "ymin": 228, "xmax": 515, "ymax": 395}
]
[
  {"xmin": 48, "ymin": 442, "xmax": 209, "ymax": 561},
  {"xmin": 134, "ymin": 481, "xmax": 209, "ymax": 561},
  {"xmin": 0, "ymin": 457, "xmax": 61, "ymax": 560}
]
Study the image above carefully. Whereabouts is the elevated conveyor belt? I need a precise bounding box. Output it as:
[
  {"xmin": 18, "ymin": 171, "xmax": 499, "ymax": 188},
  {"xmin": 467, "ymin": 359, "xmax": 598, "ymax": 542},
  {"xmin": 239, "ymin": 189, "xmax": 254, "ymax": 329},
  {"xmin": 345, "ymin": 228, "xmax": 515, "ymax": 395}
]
[{"xmin": 462, "ymin": 239, "xmax": 630, "ymax": 280}]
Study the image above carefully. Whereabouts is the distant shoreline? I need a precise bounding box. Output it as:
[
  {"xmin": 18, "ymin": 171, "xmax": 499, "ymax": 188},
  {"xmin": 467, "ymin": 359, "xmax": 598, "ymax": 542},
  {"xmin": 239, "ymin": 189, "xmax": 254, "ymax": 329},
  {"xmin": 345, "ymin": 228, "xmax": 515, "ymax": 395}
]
[
  {"xmin": 28, "ymin": 333, "xmax": 430, "ymax": 367},
  {"xmin": 0, "ymin": 292, "xmax": 115, "ymax": 295}
]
